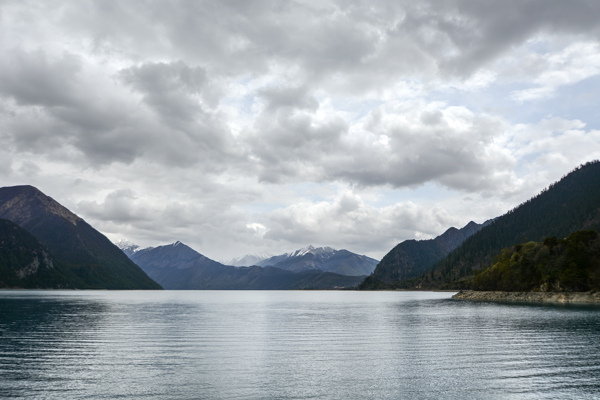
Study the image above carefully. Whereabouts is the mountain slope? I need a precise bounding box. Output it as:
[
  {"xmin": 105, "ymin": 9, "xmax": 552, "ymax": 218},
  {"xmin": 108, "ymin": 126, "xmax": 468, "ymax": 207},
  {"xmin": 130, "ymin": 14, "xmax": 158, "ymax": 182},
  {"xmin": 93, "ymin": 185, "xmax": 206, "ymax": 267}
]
[
  {"xmin": 257, "ymin": 245, "xmax": 379, "ymax": 276},
  {"xmin": 0, "ymin": 185, "xmax": 161, "ymax": 289},
  {"xmin": 364, "ymin": 220, "xmax": 488, "ymax": 287},
  {"xmin": 0, "ymin": 218, "xmax": 83, "ymax": 288},
  {"xmin": 471, "ymin": 230, "xmax": 600, "ymax": 292},
  {"xmin": 128, "ymin": 242, "xmax": 365, "ymax": 289},
  {"xmin": 424, "ymin": 161, "xmax": 600, "ymax": 289}
]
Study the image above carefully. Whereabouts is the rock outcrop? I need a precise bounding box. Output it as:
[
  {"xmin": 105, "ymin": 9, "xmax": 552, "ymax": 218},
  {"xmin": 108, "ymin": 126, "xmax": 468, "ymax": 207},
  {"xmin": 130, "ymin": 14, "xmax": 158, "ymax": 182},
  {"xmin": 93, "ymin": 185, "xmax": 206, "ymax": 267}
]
[{"xmin": 452, "ymin": 290, "xmax": 600, "ymax": 304}]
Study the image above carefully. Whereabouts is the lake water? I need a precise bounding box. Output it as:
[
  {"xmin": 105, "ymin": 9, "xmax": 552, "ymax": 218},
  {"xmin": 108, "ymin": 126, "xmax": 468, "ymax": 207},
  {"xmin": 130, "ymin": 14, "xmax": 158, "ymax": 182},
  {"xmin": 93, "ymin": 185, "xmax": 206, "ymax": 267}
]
[{"xmin": 1, "ymin": 290, "xmax": 599, "ymax": 399}]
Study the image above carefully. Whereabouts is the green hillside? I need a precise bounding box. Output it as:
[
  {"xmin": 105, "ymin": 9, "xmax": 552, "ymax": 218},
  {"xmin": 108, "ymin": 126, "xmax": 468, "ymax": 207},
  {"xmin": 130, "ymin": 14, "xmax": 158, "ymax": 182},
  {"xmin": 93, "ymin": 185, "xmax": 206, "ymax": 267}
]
[{"xmin": 472, "ymin": 230, "xmax": 600, "ymax": 292}]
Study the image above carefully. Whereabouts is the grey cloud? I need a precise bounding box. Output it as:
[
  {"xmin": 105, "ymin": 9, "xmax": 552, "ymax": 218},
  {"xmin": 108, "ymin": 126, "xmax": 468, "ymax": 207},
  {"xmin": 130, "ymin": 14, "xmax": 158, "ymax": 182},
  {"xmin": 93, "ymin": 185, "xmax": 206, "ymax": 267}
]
[
  {"xmin": 0, "ymin": 51, "xmax": 243, "ymax": 170},
  {"xmin": 258, "ymin": 85, "xmax": 318, "ymax": 113},
  {"xmin": 245, "ymin": 108, "xmax": 348, "ymax": 183},
  {"xmin": 244, "ymin": 101, "xmax": 515, "ymax": 192},
  {"xmin": 78, "ymin": 189, "xmax": 152, "ymax": 224},
  {"xmin": 262, "ymin": 192, "xmax": 460, "ymax": 257},
  {"xmin": 52, "ymin": 1, "xmax": 600, "ymax": 93},
  {"xmin": 0, "ymin": 49, "xmax": 82, "ymax": 107},
  {"xmin": 120, "ymin": 61, "xmax": 241, "ymax": 166},
  {"xmin": 120, "ymin": 61, "xmax": 210, "ymax": 125}
]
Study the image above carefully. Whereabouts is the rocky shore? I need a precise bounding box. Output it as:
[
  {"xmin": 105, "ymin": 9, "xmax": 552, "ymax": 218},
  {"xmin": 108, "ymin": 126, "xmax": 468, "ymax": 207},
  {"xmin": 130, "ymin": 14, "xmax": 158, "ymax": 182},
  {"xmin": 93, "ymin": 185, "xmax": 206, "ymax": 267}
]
[{"xmin": 452, "ymin": 290, "xmax": 600, "ymax": 304}]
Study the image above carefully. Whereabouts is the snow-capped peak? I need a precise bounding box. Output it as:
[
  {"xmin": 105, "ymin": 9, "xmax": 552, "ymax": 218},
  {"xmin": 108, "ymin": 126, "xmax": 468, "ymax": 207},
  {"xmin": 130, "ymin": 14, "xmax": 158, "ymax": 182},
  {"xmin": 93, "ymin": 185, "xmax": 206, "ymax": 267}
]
[
  {"xmin": 114, "ymin": 239, "xmax": 143, "ymax": 257},
  {"xmin": 115, "ymin": 238, "xmax": 139, "ymax": 251},
  {"xmin": 287, "ymin": 245, "xmax": 336, "ymax": 258}
]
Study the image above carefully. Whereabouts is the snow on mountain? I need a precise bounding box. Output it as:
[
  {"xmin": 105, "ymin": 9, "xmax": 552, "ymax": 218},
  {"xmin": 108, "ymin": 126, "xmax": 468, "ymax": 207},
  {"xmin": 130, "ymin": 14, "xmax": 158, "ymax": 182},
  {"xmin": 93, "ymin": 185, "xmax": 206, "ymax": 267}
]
[
  {"xmin": 257, "ymin": 245, "xmax": 378, "ymax": 276},
  {"xmin": 115, "ymin": 239, "xmax": 143, "ymax": 257}
]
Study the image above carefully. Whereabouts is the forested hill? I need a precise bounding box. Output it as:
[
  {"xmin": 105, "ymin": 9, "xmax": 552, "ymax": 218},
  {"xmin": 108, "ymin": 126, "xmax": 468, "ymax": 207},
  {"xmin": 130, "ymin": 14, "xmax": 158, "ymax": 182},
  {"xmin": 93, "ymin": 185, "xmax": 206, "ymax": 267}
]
[
  {"xmin": 416, "ymin": 160, "xmax": 600, "ymax": 289},
  {"xmin": 0, "ymin": 218, "xmax": 82, "ymax": 288},
  {"xmin": 471, "ymin": 230, "xmax": 600, "ymax": 292},
  {"xmin": 364, "ymin": 220, "xmax": 488, "ymax": 287}
]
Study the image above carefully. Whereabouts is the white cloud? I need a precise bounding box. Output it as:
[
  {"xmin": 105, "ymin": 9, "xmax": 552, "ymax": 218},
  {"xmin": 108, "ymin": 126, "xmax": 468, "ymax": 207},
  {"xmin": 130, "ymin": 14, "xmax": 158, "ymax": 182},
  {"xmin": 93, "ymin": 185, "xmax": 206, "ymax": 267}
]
[{"xmin": 511, "ymin": 42, "xmax": 600, "ymax": 102}]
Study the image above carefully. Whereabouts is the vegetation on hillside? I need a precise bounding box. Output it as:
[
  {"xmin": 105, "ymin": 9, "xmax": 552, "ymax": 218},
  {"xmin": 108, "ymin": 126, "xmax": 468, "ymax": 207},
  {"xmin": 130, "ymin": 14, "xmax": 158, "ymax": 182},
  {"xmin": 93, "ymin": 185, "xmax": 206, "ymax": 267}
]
[
  {"xmin": 0, "ymin": 219, "xmax": 83, "ymax": 288},
  {"xmin": 472, "ymin": 230, "xmax": 600, "ymax": 292}
]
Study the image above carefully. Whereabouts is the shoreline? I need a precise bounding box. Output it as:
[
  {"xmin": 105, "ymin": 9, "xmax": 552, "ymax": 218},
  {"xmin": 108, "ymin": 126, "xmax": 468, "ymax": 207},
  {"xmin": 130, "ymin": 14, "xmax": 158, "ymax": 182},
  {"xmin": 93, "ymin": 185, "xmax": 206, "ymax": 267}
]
[{"xmin": 452, "ymin": 290, "xmax": 600, "ymax": 304}]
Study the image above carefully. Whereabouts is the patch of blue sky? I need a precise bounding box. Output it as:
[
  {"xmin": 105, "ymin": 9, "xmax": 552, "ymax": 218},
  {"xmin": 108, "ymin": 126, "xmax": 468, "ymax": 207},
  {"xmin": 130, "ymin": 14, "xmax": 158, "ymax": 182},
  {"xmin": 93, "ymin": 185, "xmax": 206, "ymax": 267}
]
[
  {"xmin": 429, "ymin": 73, "xmax": 600, "ymax": 129},
  {"xmin": 535, "ymin": 75, "xmax": 600, "ymax": 130}
]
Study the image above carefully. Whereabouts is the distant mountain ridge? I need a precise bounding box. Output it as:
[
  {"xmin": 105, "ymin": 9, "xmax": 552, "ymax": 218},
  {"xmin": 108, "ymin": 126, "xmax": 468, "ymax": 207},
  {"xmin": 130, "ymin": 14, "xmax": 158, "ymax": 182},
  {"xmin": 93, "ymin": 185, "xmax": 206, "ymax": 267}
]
[
  {"xmin": 361, "ymin": 220, "xmax": 489, "ymax": 288},
  {"xmin": 222, "ymin": 252, "xmax": 273, "ymax": 267},
  {"xmin": 122, "ymin": 241, "xmax": 365, "ymax": 289},
  {"xmin": 257, "ymin": 245, "xmax": 379, "ymax": 276},
  {"xmin": 0, "ymin": 185, "xmax": 161, "ymax": 289}
]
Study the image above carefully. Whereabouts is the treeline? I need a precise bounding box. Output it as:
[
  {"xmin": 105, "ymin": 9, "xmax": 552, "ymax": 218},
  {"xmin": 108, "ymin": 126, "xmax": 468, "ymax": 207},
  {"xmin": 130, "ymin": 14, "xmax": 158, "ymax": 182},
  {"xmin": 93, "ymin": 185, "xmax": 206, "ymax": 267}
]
[{"xmin": 472, "ymin": 230, "xmax": 600, "ymax": 292}]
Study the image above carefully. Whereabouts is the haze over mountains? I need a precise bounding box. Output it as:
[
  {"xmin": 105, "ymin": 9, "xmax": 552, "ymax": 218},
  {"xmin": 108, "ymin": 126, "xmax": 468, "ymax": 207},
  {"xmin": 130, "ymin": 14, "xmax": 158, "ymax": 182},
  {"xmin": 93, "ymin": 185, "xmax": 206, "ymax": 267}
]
[{"xmin": 222, "ymin": 253, "xmax": 274, "ymax": 267}]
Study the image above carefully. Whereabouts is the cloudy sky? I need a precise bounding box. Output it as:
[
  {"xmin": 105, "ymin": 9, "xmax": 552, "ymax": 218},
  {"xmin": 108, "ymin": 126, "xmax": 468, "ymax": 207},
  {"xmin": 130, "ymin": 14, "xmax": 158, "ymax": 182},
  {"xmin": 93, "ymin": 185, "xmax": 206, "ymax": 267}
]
[{"xmin": 2, "ymin": 0, "xmax": 600, "ymax": 262}]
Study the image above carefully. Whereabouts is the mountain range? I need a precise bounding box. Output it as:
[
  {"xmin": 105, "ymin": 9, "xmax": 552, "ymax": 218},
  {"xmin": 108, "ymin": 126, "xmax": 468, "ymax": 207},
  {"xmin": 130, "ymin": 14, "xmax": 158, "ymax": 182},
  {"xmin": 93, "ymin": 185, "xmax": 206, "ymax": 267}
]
[
  {"xmin": 0, "ymin": 185, "xmax": 161, "ymax": 289},
  {"xmin": 254, "ymin": 245, "xmax": 378, "ymax": 276},
  {"xmin": 3, "ymin": 160, "xmax": 599, "ymax": 291},
  {"xmin": 121, "ymin": 241, "xmax": 365, "ymax": 289}
]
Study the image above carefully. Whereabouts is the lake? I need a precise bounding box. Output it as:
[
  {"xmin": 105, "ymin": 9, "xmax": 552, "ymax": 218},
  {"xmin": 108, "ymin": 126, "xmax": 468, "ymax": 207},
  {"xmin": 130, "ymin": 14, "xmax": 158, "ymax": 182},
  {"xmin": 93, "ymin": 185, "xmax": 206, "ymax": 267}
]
[{"xmin": 1, "ymin": 290, "xmax": 599, "ymax": 399}]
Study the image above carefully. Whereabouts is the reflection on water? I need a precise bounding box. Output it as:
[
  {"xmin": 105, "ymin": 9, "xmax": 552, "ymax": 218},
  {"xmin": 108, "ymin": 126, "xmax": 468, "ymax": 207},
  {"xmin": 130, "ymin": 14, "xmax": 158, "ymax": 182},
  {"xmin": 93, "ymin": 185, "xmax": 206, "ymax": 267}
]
[{"xmin": 1, "ymin": 290, "xmax": 600, "ymax": 399}]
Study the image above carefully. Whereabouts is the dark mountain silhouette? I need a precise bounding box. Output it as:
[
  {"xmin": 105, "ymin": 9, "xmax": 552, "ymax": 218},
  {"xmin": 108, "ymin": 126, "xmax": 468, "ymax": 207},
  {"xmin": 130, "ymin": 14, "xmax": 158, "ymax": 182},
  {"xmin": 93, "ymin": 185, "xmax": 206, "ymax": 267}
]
[
  {"xmin": 359, "ymin": 220, "xmax": 488, "ymax": 289},
  {"xmin": 0, "ymin": 185, "xmax": 161, "ymax": 289}
]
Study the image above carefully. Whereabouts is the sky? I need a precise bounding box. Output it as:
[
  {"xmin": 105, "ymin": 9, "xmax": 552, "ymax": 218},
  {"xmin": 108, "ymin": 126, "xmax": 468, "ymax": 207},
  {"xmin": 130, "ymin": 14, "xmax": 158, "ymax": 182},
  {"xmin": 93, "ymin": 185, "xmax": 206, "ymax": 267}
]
[{"xmin": 2, "ymin": 0, "xmax": 600, "ymax": 262}]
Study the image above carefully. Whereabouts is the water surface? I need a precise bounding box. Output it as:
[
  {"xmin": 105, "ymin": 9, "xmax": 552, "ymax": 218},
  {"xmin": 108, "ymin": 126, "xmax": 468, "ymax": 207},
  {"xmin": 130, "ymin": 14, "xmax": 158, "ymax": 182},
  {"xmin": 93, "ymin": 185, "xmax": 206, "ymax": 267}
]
[{"xmin": 1, "ymin": 290, "xmax": 599, "ymax": 399}]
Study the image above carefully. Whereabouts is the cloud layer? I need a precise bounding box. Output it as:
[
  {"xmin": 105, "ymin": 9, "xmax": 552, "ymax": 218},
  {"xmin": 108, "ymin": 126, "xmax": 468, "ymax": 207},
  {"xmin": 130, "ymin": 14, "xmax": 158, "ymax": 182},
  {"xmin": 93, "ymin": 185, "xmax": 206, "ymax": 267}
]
[{"xmin": 2, "ymin": 1, "xmax": 600, "ymax": 260}]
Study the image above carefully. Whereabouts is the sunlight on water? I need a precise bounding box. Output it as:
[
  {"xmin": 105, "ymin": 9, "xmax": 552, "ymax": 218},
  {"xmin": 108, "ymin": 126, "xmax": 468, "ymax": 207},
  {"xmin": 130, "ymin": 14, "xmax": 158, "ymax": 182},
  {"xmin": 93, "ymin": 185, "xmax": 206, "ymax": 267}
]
[{"xmin": 1, "ymin": 290, "xmax": 600, "ymax": 399}]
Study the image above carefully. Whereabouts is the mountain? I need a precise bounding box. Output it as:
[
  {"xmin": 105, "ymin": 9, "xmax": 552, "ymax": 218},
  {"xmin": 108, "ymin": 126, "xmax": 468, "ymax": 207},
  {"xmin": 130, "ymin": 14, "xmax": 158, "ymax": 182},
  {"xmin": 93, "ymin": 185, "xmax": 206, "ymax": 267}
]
[
  {"xmin": 0, "ymin": 185, "xmax": 161, "ymax": 289},
  {"xmin": 222, "ymin": 252, "xmax": 273, "ymax": 267},
  {"xmin": 362, "ymin": 221, "xmax": 489, "ymax": 287},
  {"xmin": 0, "ymin": 218, "xmax": 84, "ymax": 288},
  {"xmin": 257, "ymin": 245, "xmax": 379, "ymax": 276},
  {"xmin": 418, "ymin": 160, "xmax": 600, "ymax": 289},
  {"xmin": 126, "ymin": 241, "xmax": 365, "ymax": 289}
]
